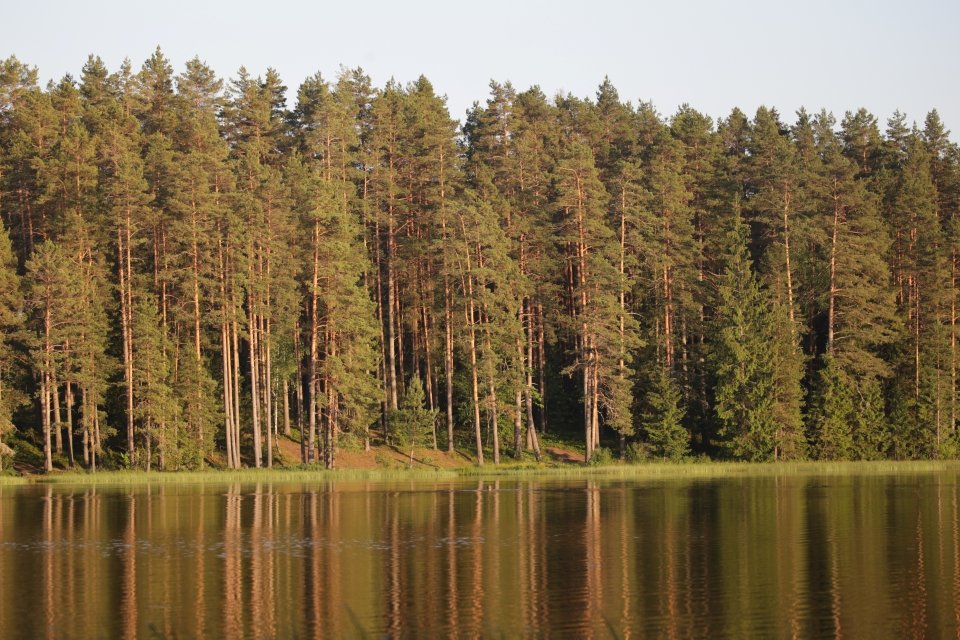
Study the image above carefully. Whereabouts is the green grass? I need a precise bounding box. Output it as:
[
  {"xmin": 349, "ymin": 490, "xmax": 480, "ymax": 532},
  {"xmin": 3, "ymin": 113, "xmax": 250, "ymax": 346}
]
[
  {"xmin": 508, "ymin": 459, "xmax": 960, "ymax": 480},
  {"xmin": 29, "ymin": 466, "xmax": 460, "ymax": 486},
  {"xmin": 12, "ymin": 458, "xmax": 960, "ymax": 487}
]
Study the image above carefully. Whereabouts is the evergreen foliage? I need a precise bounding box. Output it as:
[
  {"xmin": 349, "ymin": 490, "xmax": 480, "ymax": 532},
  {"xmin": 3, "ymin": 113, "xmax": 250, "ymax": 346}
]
[
  {"xmin": 392, "ymin": 377, "xmax": 438, "ymax": 466},
  {"xmin": 0, "ymin": 51, "xmax": 958, "ymax": 470},
  {"xmin": 712, "ymin": 206, "xmax": 779, "ymax": 461},
  {"xmin": 640, "ymin": 366, "xmax": 688, "ymax": 461}
]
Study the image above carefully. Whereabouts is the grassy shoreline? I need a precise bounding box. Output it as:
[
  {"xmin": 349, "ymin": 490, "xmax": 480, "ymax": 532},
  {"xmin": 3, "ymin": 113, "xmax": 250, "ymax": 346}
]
[{"xmin": 3, "ymin": 459, "xmax": 960, "ymax": 487}]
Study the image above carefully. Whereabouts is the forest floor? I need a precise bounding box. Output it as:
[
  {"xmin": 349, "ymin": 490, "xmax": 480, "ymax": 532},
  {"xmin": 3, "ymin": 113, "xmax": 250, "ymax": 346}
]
[
  {"xmin": 5, "ymin": 433, "xmax": 960, "ymax": 485},
  {"xmin": 0, "ymin": 432, "xmax": 590, "ymax": 484},
  {"xmin": 272, "ymin": 434, "xmax": 586, "ymax": 469}
]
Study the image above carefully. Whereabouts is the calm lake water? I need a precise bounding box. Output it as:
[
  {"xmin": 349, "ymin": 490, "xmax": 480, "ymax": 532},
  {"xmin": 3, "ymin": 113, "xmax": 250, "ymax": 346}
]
[{"xmin": 1, "ymin": 472, "xmax": 959, "ymax": 638}]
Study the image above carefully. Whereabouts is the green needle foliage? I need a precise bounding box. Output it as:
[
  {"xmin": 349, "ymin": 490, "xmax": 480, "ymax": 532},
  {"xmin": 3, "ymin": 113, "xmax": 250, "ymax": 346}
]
[
  {"xmin": 392, "ymin": 377, "xmax": 438, "ymax": 466},
  {"xmin": 712, "ymin": 205, "xmax": 779, "ymax": 461},
  {"xmin": 641, "ymin": 366, "xmax": 688, "ymax": 461},
  {"xmin": 0, "ymin": 50, "xmax": 958, "ymax": 472}
]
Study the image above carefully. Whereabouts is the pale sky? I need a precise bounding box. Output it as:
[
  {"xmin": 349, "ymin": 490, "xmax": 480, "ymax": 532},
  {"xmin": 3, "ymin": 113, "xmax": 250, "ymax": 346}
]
[{"xmin": 6, "ymin": 0, "xmax": 959, "ymax": 135}]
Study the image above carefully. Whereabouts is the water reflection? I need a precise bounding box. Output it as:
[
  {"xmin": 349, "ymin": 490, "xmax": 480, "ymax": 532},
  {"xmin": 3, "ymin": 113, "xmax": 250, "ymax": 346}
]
[{"xmin": 1, "ymin": 474, "xmax": 960, "ymax": 638}]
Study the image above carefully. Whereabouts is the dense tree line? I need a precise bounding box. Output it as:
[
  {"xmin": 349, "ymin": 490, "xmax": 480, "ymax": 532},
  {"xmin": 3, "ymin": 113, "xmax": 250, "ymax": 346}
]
[{"xmin": 0, "ymin": 50, "xmax": 958, "ymax": 470}]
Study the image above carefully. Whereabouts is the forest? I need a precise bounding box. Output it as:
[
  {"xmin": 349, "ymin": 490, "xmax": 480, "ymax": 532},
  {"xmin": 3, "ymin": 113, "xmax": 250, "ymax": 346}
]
[{"xmin": 0, "ymin": 49, "xmax": 957, "ymax": 472}]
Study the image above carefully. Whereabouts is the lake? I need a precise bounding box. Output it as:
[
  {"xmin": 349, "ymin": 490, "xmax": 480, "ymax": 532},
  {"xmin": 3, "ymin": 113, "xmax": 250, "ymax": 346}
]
[{"xmin": 1, "ymin": 471, "xmax": 958, "ymax": 638}]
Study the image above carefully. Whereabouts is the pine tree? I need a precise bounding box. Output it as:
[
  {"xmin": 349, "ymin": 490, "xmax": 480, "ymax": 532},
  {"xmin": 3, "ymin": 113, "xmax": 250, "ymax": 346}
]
[
  {"xmin": 464, "ymin": 82, "xmax": 551, "ymax": 459},
  {"xmin": 99, "ymin": 88, "xmax": 152, "ymax": 465},
  {"xmin": 629, "ymin": 129, "xmax": 698, "ymax": 454},
  {"xmin": 368, "ymin": 81, "xmax": 406, "ymax": 429},
  {"xmin": 25, "ymin": 241, "xmax": 75, "ymax": 470},
  {"xmin": 748, "ymin": 107, "xmax": 805, "ymax": 325},
  {"xmin": 312, "ymin": 169, "xmax": 381, "ymax": 469},
  {"xmin": 669, "ymin": 105, "xmax": 723, "ymax": 451},
  {"xmin": 5, "ymin": 53, "xmax": 960, "ymax": 470},
  {"xmin": 0, "ymin": 56, "xmax": 37, "ymax": 117},
  {"xmin": 58, "ymin": 211, "xmax": 113, "ymax": 469},
  {"xmin": 166, "ymin": 57, "xmax": 229, "ymax": 465},
  {"xmin": 226, "ymin": 65, "xmax": 293, "ymax": 468},
  {"xmin": 885, "ymin": 137, "xmax": 949, "ymax": 456},
  {"xmin": 640, "ymin": 132, "xmax": 696, "ymax": 374},
  {"xmin": 554, "ymin": 141, "xmax": 633, "ymax": 461},
  {"xmin": 812, "ymin": 117, "xmax": 899, "ymax": 456},
  {"xmin": 292, "ymin": 69, "xmax": 374, "ymax": 463},
  {"xmin": 609, "ymin": 158, "xmax": 645, "ymax": 456},
  {"xmin": 0, "ymin": 56, "xmax": 42, "ymax": 261},
  {"xmin": 450, "ymin": 191, "xmax": 526, "ymax": 465},
  {"xmin": 1, "ymin": 81, "xmax": 56, "ymax": 261}
]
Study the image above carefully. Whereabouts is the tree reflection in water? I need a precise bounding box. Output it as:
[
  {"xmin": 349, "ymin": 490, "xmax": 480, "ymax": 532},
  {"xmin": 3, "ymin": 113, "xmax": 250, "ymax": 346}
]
[{"xmin": 1, "ymin": 474, "xmax": 960, "ymax": 638}]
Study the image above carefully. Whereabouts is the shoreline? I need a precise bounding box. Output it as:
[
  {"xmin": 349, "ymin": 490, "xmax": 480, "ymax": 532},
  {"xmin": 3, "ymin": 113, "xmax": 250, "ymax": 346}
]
[{"xmin": 3, "ymin": 459, "xmax": 960, "ymax": 487}]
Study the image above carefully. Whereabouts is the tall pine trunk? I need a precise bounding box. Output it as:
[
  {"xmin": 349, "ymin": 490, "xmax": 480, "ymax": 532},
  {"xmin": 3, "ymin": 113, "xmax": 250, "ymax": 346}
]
[
  {"xmin": 309, "ymin": 221, "xmax": 320, "ymax": 463},
  {"xmin": 117, "ymin": 222, "xmax": 135, "ymax": 464},
  {"xmin": 828, "ymin": 191, "xmax": 840, "ymax": 350},
  {"xmin": 463, "ymin": 270, "xmax": 484, "ymax": 465}
]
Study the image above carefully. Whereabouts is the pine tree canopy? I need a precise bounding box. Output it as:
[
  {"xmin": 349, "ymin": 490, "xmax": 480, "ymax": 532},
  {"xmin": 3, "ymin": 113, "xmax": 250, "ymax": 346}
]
[{"xmin": 1, "ymin": 51, "xmax": 959, "ymax": 470}]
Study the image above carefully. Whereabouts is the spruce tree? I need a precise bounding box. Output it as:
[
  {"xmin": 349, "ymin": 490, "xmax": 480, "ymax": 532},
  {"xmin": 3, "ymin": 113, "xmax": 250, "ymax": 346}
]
[
  {"xmin": 392, "ymin": 376, "xmax": 437, "ymax": 467},
  {"xmin": 809, "ymin": 355, "xmax": 855, "ymax": 459},
  {"xmin": 711, "ymin": 205, "xmax": 778, "ymax": 461},
  {"xmin": 641, "ymin": 366, "xmax": 688, "ymax": 461},
  {"xmin": 131, "ymin": 294, "xmax": 179, "ymax": 470},
  {"xmin": 885, "ymin": 137, "xmax": 949, "ymax": 456},
  {"xmin": 0, "ymin": 222, "xmax": 22, "ymax": 469}
]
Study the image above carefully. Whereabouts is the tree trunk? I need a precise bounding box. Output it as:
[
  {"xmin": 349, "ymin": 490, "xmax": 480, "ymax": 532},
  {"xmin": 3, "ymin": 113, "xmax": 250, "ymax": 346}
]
[
  {"xmin": 92, "ymin": 393, "xmax": 100, "ymax": 473},
  {"xmin": 295, "ymin": 321, "xmax": 306, "ymax": 462},
  {"xmin": 953, "ymin": 249, "xmax": 958, "ymax": 434},
  {"xmin": 222, "ymin": 323, "xmax": 236, "ymax": 468},
  {"xmin": 574, "ymin": 176, "xmax": 593, "ymax": 462},
  {"xmin": 420, "ymin": 295, "xmax": 438, "ymax": 449},
  {"xmin": 326, "ymin": 336, "xmax": 338, "ymax": 470},
  {"xmin": 444, "ymin": 276, "xmax": 455, "ymax": 453},
  {"xmin": 525, "ymin": 312, "xmax": 542, "ymax": 462},
  {"xmin": 52, "ymin": 371, "xmax": 62, "ymax": 455},
  {"xmin": 231, "ymin": 317, "xmax": 243, "ymax": 466},
  {"xmin": 65, "ymin": 381, "xmax": 75, "ymax": 467},
  {"xmin": 386, "ymin": 204, "xmax": 399, "ymax": 414},
  {"xmin": 117, "ymin": 222, "xmax": 135, "ymax": 464},
  {"xmin": 42, "ymin": 373, "xmax": 52, "ymax": 472},
  {"xmin": 464, "ymin": 275, "xmax": 484, "ymax": 466},
  {"xmin": 489, "ymin": 376, "xmax": 500, "ymax": 466},
  {"xmin": 248, "ymin": 304, "xmax": 262, "ymax": 468},
  {"xmin": 827, "ymin": 192, "xmax": 840, "ymax": 350},
  {"xmin": 619, "ymin": 198, "xmax": 627, "ymax": 458},
  {"xmin": 514, "ymin": 331, "xmax": 525, "ymax": 458},
  {"xmin": 782, "ymin": 190, "xmax": 796, "ymax": 326},
  {"xmin": 309, "ymin": 222, "xmax": 320, "ymax": 464},
  {"xmin": 537, "ymin": 303, "xmax": 548, "ymax": 434},
  {"xmin": 264, "ymin": 315, "xmax": 273, "ymax": 469},
  {"xmin": 590, "ymin": 352, "xmax": 600, "ymax": 451},
  {"xmin": 191, "ymin": 195, "xmax": 204, "ymax": 450},
  {"xmin": 43, "ymin": 299, "xmax": 53, "ymax": 472},
  {"xmin": 218, "ymin": 226, "xmax": 238, "ymax": 469},
  {"xmin": 283, "ymin": 379, "xmax": 291, "ymax": 438},
  {"xmin": 374, "ymin": 215, "xmax": 389, "ymax": 443}
]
